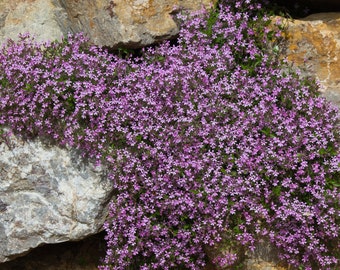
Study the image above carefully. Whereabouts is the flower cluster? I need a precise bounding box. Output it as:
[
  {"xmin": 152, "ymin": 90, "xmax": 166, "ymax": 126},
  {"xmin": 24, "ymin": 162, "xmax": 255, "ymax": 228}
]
[{"xmin": 0, "ymin": 0, "xmax": 339, "ymax": 269}]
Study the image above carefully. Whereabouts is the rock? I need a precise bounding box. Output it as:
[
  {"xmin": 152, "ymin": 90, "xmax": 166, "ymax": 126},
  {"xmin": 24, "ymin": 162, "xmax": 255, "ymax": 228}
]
[
  {"xmin": 276, "ymin": 13, "xmax": 340, "ymax": 107},
  {"xmin": 0, "ymin": 0, "xmax": 65, "ymax": 46},
  {"xmin": 204, "ymin": 238, "xmax": 288, "ymax": 270},
  {"xmin": 0, "ymin": 0, "xmax": 216, "ymax": 48},
  {"xmin": 243, "ymin": 242, "xmax": 287, "ymax": 270},
  {"xmin": 0, "ymin": 131, "xmax": 113, "ymax": 263}
]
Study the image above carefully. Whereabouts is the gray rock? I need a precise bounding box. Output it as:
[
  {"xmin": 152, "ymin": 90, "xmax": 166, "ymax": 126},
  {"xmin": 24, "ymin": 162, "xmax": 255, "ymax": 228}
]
[{"xmin": 0, "ymin": 131, "xmax": 113, "ymax": 262}]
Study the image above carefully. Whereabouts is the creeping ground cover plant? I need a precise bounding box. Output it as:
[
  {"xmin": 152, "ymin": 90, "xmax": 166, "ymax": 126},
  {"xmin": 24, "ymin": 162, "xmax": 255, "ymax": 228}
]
[{"xmin": 0, "ymin": 0, "xmax": 339, "ymax": 269}]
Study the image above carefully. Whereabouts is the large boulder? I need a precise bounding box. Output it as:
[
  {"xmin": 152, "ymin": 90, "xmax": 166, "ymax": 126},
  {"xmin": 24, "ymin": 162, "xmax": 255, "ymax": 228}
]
[
  {"xmin": 0, "ymin": 132, "xmax": 113, "ymax": 262},
  {"xmin": 0, "ymin": 0, "xmax": 216, "ymax": 48},
  {"xmin": 276, "ymin": 13, "xmax": 340, "ymax": 107}
]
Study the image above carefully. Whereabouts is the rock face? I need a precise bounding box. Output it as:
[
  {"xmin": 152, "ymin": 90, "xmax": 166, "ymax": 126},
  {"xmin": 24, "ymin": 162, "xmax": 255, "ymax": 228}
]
[
  {"xmin": 0, "ymin": 132, "xmax": 113, "ymax": 263},
  {"xmin": 277, "ymin": 13, "xmax": 340, "ymax": 107},
  {"xmin": 204, "ymin": 240, "xmax": 287, "ymax": 270},
  {"xmin": 0, "ymin": 0, "xmax": 65, "ymax": 46},
  {"xmin": 0, "ymin": 0, "xmax": 216, "ymax": 48}
]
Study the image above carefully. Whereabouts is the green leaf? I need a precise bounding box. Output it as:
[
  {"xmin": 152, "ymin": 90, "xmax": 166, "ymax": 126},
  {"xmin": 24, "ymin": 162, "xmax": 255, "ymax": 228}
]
[
  {"xmin": 231, "ymin": 170, "xmax": 238, "ymax": 177},
  {"xmin": 65, "ymin": 96, "xmax": 76, "ymax": 112},
  {"xmin": 260, "ymin": 126, "xmax": 276, "ymax": 138},
  {"xmin": 190, "ymin": 189, "xmax": 199, "ymax": 195},
  {"xmin": 135, "ymin": 134, "xmax": 143, "ymax": 143},
  {"xmin": 233, "ymin": 225, "xmax": 241, "ymax": 234},
  {"xmin": 0, "ymin": 78, "xmax": 9, "ymax": 88},
  {"xmin": 24, "ymin": 83, "xmax": 34, "ymax": 93},
  {"xmin": 272, "ymin": 186, "xmax": 281, "ymax": 197},
  {"xmin": 157, "ymin": 55, "xmax": 165, "ymax": 62},
  {"xmin": 319, "ymin": 148, "xmax": 327, "ymax": 155},
  {"xmin": 319, "ymin": 143, "xmax": 338, "ymax": 156},
  {"xmin": 326, "ymin": 176, "xmax": 340, "ymax": 189}
]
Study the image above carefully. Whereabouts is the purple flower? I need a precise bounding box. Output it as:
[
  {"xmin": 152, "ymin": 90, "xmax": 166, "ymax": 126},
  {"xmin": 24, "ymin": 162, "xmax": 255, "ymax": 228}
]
[{"xmin": 0, "ymin": 0, "xmax": 338, "ymax": 269}]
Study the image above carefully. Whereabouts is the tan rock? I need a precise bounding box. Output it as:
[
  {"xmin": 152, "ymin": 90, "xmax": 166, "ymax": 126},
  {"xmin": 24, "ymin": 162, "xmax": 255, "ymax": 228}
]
[
  {"xmin": 0, "ymin": 0, "xmax": 65, "ymax": 44},
  {"xmin": 204, "ymin": 239, "xmax": 288, "ymax": 270},
  {"xmin": 276, "ymin": 13, "xmax": 340, "ymax": 107},
  {"xmin": 0, "ymin": 0, "xmax": 217, "ymax": 48}
]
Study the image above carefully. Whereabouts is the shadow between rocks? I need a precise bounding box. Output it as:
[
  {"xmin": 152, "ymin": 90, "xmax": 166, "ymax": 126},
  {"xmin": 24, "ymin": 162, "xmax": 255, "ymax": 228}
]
[{"xmin": 0, "ymin": 231, "xmax": 107, "ymax": 270}]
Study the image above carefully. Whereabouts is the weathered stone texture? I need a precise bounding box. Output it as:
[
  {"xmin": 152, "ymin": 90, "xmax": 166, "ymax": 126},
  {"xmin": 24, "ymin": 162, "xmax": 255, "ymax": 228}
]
[
  {"xmin": 0, "ymin": 132, "xmax": 113, "ymax": 262},
  {"xmin": 277, "ymin": 13, "xmax": 340, "ymax": 107},
  {"xmin": 0, "ymin": 0, "xmax": 65, "ymax": 45},
  {"xmin": 204, "ymin": 240, "xmax": 288, "ymax": 270},
  {"xmin": 0, "ymin": 0, "xmax": 216, "ymax": 48}
]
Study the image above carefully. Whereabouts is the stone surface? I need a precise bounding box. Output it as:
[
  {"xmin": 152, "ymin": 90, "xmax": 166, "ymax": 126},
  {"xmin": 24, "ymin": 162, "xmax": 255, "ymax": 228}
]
[
  {"xmin": 204, "ymin": 238, "xmax": 288, "ymax": 270},
  {"xmin": 0, "ymin": 0, "xmax": 216, "ymax": 48},
  {"xmin": 243, "ymin": 242, "xmax": 287, "ymax": 270},
  {"xmin": 276, "ymin": 13, "xmax": 340, "ymax": 107},
  {"xmin": 0, "ymin": 131, "xmax": 113, "ymax": 263},
  {"xmin": 0, "ymin": 0, "xmax": 65, "ymax": 45}
]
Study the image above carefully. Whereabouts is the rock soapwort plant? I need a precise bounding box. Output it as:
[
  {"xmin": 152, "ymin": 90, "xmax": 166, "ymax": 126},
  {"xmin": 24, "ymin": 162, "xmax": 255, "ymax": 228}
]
[{"xmin": 0, "ymin": 0, "xmax": 339, "ymax": 269}]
